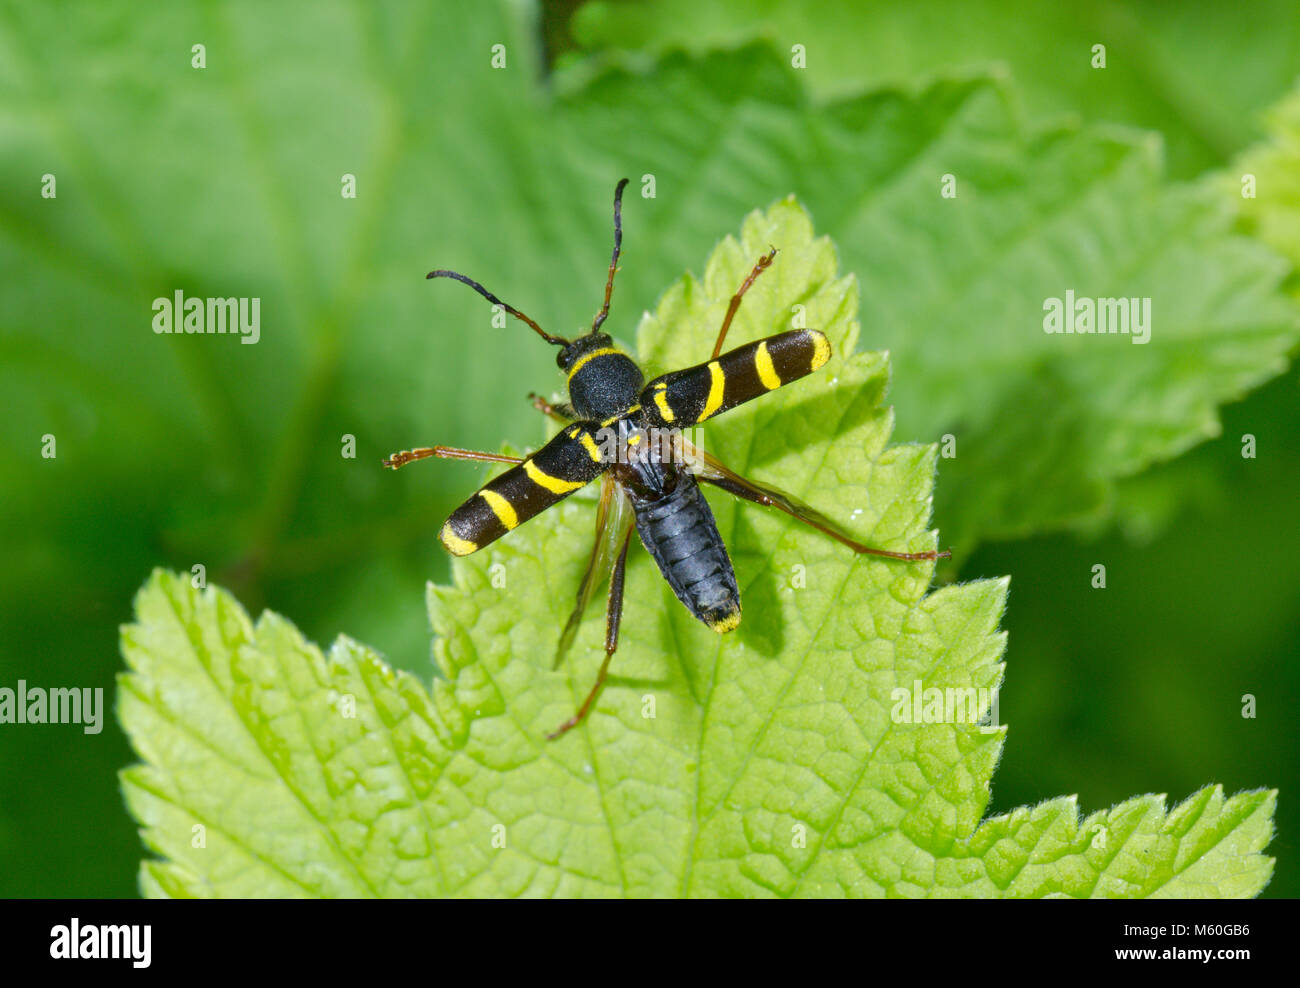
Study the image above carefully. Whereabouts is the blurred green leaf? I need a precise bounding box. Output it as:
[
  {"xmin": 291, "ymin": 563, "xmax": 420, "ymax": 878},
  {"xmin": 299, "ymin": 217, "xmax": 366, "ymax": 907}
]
[
  {"xmin": 571, "ymin": 0, "xmax": 1300, "ymax": 179},
  {"xmin": 1233, "ymin": 81, "xmax": 1300, "ymax": 286},
  {"xmin": 1095, "ymin": 81, "xmax": 1300, "ymax": 545},
  {"xmin": 120, "ymin": 203, "xmax": 1274, "ymax": 897}
]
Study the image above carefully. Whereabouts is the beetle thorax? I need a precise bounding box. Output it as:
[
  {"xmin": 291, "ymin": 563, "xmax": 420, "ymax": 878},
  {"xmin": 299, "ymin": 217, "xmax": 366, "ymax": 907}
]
[{"xmin": 559, "ymin": 333, "xmax": 644, "ymax": 420}]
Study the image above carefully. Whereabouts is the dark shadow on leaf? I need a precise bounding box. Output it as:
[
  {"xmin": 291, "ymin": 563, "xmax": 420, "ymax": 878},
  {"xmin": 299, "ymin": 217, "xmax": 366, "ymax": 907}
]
[
  {"xmin": 729, "ymin": 366, "xmax": 888, "ymax": 474},
  {"xmin": 720, "ymin": 506, "xmax": 785, "ymax": 660}
]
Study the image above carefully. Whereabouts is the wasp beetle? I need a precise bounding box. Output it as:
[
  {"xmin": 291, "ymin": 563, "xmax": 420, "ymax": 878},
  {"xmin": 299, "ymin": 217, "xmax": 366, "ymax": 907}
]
[{"xmin": 385, "ymin": 179, "xmax": 950, "ymax": 738}]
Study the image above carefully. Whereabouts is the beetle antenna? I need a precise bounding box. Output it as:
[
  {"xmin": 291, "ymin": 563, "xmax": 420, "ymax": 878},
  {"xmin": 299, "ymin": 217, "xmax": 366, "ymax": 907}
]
[
  {"xmin": 427, "ymin": 269, "xmax": 569, "ymax": 347},
  {"xmin": 589, "ymin": 177, "xmax": 630, "ymax": 336}
]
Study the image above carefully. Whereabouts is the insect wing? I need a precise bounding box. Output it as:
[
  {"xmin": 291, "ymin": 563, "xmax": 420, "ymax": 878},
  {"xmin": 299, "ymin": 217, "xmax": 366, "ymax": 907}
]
[
  {"xmin": 681, "ymin": 436, "xmax": 948, "ymax": 561},
  {"xmin": 554, "ymin": 474, "xmax": 635, "ymax": 668}
]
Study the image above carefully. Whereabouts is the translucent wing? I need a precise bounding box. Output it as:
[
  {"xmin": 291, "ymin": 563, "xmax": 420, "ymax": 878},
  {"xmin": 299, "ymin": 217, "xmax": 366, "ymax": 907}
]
[
  {"xmin": 554, "ymin": 473, "xmax": 636, "ymax": 668},
  {"xmin": 678, "ymin": 435, "xmax": 949, "ymax": 561}
]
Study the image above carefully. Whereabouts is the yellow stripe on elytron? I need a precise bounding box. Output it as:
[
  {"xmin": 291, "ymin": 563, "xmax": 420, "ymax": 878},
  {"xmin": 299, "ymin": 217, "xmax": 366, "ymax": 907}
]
[
  {"xmin": 809, "ymin": 330, "xmax": 831, "ymax": 371},
  {"xmin": 523, "ymin": 458, "xmax": 584, "ymax": 494},
  {"xmin": 599, "ymin": 403, "xmax": 641, "ymax": 428},
  {"xmin": 698, "ymin": 361, "xmax": 725, "ymax": 421},
  {"xmin": 577, "ymin": 430, "xmax": 603, "ymax": 462},
  {"xmin": 627, "ymin": 433, "xmax": 641, "ymax": 447},
  {"xmin": 567, "ymin": 347, "xmax": 621, "ymax": 381},
  {"xmin": 478, "ymin": 488, "xmax": 518, "ymax": 530},
  {"xmin": 439, "ymin": 522, "xmax": 478, "ymax": 556},
  {"xmin": 708, "ymin": 609, "xmax": 741, "ymax": 633},
  {"xmin": 755, "ymin": 341, "xmax": 782, "ymax": 390},
  {"xmin": 653, "ymin": 385, "xmax": 675, "ymax": 423}
]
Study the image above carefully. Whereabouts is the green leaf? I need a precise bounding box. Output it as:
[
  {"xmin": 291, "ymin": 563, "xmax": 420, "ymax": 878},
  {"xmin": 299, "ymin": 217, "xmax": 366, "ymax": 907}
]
[
  {"xmin": 119, "ymin": 201, "xmax": 1275, "ymax": 897},
  {"xmin": 1233, "ymin": 81, "xmax": 1300, "ymax": 287},
  {"xmin": 1097, "ymin": 83, "xmax": 1300, "ymax": 544},
  {"xmin": 570, "ymin": 0, "xmax": 1300, "ymax": 180},
  {"xmin": 962, "ymin": 787, "xmax": 1275, "ymax": 898}
]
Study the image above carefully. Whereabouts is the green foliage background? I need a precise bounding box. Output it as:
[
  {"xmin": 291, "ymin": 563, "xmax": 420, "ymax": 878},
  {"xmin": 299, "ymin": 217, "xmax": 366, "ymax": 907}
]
[{"xmin": 1, "ymin": 0, "xmax": 1296, "ymax": 896}]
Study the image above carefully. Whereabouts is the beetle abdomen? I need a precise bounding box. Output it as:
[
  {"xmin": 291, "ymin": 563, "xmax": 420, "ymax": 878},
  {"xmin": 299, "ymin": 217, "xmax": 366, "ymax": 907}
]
[{"xmin": 632, "ymin": 472, "xmax": 740, "ymax": 632}]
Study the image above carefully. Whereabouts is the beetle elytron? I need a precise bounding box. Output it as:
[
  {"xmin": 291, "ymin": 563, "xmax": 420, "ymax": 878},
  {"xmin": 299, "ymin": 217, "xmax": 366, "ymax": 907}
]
[{"xmin": 385, "ymin": 179, "xmax": 949, "ymax": 739}]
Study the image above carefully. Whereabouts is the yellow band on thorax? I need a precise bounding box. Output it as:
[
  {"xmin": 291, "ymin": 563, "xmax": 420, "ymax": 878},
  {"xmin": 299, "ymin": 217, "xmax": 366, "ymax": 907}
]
[{"xmin": 567, "ymin": 347, "xmax": 621, "ymax": 381}]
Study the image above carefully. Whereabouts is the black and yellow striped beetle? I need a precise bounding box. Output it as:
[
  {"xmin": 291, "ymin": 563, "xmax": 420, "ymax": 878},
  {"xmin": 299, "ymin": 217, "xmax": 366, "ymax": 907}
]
[{"xmin": 385, "ymin": 179, "xmax": 950, "ymax": 739}]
